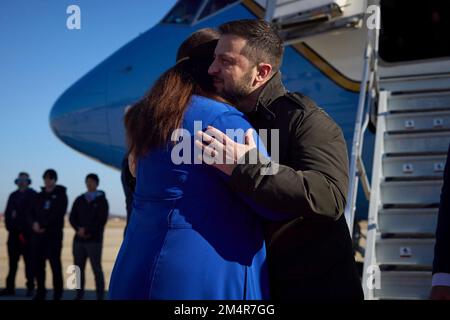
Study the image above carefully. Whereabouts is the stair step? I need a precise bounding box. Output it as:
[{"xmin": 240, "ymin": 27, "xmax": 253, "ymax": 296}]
[
  {"xmin": 387, "ymin": 91, "xmax": 450, "ymax": 112},
  {"xmin": 385, "ymin": 151, "xmax": 447, "ymax": 157},
  {"xmin": 375, "ymin": 238, "xmax": 435, "ymax": 266},
  {"xmin": 379, "ymin": 265, "xmax": 432, "ymax": 272},
  {"xmin": 384, "ymin": 131, "xmax": 450, "ymax": 154},
  {"xmin": 388, "ymin": 128, "xmax": 450, "ymax": 135},
  {"xmin": 383, "ymin": 154, "xmax": 447, "ymax": 178},
  {"xmin": 384, "ymin": 176, "xmax": 442, "ymax": 182},
  {"xmin": 378, "ymin": 208, "xmax": 438, "ymax": 234},
  {"xmin": 374, "ymin": 271, "xmax": 432, "ymax": 300},
  {"xmin": 386, "ymin": 110, "xmax": 450, "ymax": 132},
  {"xmin": 383, "ymin": 203, "xmax": 440, "ymax": 209},
  {"xmin": 381, "ymin": 180, "xmax": 443, "ymax": 205},
  {"xmin": 364, "ymin": 89, "xmax": 449, "ymax": 300}
]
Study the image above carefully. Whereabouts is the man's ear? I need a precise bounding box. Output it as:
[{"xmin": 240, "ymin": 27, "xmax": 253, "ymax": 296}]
[{"xmin": 255, "ymin": 63, "xmax": 273, "ymax": 83}]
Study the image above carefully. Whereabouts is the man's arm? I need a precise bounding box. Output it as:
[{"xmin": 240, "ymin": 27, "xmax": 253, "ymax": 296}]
[
  {"xmin": 86, "ymin": 197, "xmax": 109, "ymax": 237},
  {"xmin": 4, "ymin": 194, "xmax": 13, "ymax": 231},
  {"xmin": 45, "ymin": 191, "xmax": 68, "ymax": 230},
  {"xmin": 196, "ymin": 111, "xmax": 287, "ymax": 221},
  {"xmin": 69, "ymin": 198, "xmax": 80, "ymax": 231},
  {"xmin": 229, "ymin": 109, "xmax": 349, "ymax": 221}
]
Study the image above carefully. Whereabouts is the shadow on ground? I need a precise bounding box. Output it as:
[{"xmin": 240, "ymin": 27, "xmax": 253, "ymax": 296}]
[{"xmin": 0, "ymin": 288, "xmax": 106, "ymax": 300}]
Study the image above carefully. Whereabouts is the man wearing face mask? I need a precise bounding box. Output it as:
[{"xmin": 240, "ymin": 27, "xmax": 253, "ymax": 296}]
[
  {"xmin": 0, "ymin": 172, "xmax": 36, "ymax": 297},
  {"xmin": 30, "ymin": 169, "xmax": 68, "ymax": 300}
]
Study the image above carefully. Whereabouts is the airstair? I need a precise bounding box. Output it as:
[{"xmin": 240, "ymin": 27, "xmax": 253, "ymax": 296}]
[
  {"xmin": 264, "ymin": 0, "xmax": 450, "ymax": 300},
  {"xmin": 344, "ymin": 3, "xmax": 450, "ymax": 300},
  {"xmin": 362, "ymin": 86, "xmax": 450, "ymax": 299},
  {"xmin": 262, "ymin": 0, "xmax": 367, "ymax": 42}
]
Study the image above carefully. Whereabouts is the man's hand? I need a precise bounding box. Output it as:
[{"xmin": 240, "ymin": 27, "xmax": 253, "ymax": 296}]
[
  {"xmin": 77, "ymin": 227, "xmax": 86, "ymax": 238},
  {"xmin": 430, "ymin": 286, "xmax": 450, "ymax": 300},
  {"xmin": 32, "ymin": 222, "xmax": 45, "ymax": 234},
  {"xmin": 195, "ymin": 126, "xmax": 257, "ymax": 176},
  {"xmin": 32, "ymin": 222, "xmax": 40, "ymax": 233},
  {"xmin": 77, "ymin": 227, "xmax": 90, "ymax": 239}
]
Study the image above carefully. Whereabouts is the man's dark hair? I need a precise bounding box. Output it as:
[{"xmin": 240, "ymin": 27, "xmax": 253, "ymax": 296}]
[
  {"xmin": 219, "ymin": 19, "xmax": 284, "ymax": 71},
  {"xmin": 18, "ymin": 172, "xmax": 30, "ymax": 178},
  {"xmin": 86, "ymin": 173, "xmax": 99, "ymax": 185},
  {"xmin": 43, "ymin": 169, "xmax": 58, "ymax": 181}
]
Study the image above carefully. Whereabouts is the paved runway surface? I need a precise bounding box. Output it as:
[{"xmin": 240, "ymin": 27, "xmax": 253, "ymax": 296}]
[{"xmin": 0, "ymin": 217, "xmax": 125, "ymax": 300}]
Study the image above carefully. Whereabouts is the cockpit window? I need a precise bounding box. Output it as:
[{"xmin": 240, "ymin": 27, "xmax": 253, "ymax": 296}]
[
  {"xmin": 198, "ymin": 0, "xmax": 239, "ymax": 20},
  {"xmin": 162, "ymin": 0, "xmax": 204, "ymax": 25}
]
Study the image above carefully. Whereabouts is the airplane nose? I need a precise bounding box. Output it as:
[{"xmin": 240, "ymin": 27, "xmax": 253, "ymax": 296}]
[
  {"xmin": 50, "ymin": 23, "xmax": 198, "ymax": 168},
  {"xmin": 49, "ymin": 65, "xmax": 116, "ymax": 166}
]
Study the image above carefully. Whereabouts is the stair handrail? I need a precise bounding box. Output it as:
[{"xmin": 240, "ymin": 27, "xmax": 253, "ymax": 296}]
[{"xmin": 344, "ymin": 6, "xmax": 380, "ymax": 236}]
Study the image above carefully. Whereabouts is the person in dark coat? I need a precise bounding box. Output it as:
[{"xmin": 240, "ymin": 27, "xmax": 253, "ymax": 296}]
[
  {"xmin": 198, "ymin": 19, "xmax": 363, "ymax": 300},
  {"xmin": 120, "ymin": 155, "xmax": 135, "ymax": 235},
  {"xmin": 30, "ymin": 169, "xmax": 68, "ymax": 300},
  {"xmin": 0, "ymin": 172, "xmax": 36, "ymax": 297},
  {"xmin": 430, "ymin": 143, "xmax": 450, "ymax": 300},
  {"xmin": 69, "ymin": 173, "xmax": 109, "ymax": 300}
]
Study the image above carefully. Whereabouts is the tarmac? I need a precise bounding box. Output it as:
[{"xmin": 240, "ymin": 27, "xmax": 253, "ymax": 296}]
[{"xmin": 0, "ymin": 217, "xmax": 126, "ymax": 300}]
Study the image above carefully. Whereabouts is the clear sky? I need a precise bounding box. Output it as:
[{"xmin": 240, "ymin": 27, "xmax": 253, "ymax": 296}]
[{"xmin": 0, "ymin": 0, "xmax": 177, "ymax": 217}]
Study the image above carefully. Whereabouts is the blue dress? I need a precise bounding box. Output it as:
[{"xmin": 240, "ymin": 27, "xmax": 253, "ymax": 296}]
[{"xmin": 108, "ymin": 95, "xmax": 270, "ymax": 300}]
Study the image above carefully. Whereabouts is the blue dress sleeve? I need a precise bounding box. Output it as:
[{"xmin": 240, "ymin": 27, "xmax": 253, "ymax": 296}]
[{"xmin": 209, "ymin": 110, "xmax": 284, "ymax": 221}]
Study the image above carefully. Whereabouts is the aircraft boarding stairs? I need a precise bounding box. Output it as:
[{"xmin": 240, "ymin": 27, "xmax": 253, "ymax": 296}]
[
  {"xmin": 263, "ymin": 0, "xmax": 450, "ymax": 300},
  {"xmin": 362, "ymin": 83, "xmax": 450, "ymax": 300}
]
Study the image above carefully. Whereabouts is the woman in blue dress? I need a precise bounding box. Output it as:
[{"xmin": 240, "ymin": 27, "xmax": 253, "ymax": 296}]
[{"xmin": 108, "ymin": 28, "xmax": 271, "ymax": 300}]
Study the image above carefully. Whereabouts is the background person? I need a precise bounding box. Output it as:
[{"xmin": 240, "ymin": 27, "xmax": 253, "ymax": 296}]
[
  {"xmin": 0, "ymin": 172, "xmax": 36, "ymax": 297},
  {"xmin": 69, "ymin": 173, "xmax": 109, "ymax": 300},
  {"xmin": 30, "ymin": 169, "xmax": 68, "ymax": 300}
]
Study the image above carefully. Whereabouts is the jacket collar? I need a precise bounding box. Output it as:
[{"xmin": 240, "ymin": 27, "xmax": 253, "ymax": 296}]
[{"xmin": 251, "ymin": 71, "xmax": 287, "ymax": 121}]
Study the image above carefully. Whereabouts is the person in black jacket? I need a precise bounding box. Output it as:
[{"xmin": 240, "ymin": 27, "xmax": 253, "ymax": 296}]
[
  {"xmin": 198, "ymin": 19, "xmax": 363, "ymax": 300},
  {"xmin": 431, "ymin": 143, "xmax": 450, "ymax": 300},
  {"xmin": 120, "ymin": 155, "xmax": 135, "ymax": 235},
  {"xmin": 0, "ymin": 172, "xmax": 36, "ymax": 297},
  {"xmin": 69, "ymin": 173, "xmax": 109, "ymax": 300},
  {"xmin": 30, "ymin": 169, "xmax": 68, "ymax": 300}
]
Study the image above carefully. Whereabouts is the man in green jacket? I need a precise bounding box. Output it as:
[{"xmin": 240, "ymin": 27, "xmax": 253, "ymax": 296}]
[{"xmin": 197, "ymin": 19, "xmax": 363, "ymax": 300}]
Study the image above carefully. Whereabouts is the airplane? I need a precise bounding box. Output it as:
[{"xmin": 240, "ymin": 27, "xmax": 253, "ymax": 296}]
[{"xmin": 49, "ymin": 0, "xmax": 450, "ymax": 299}]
